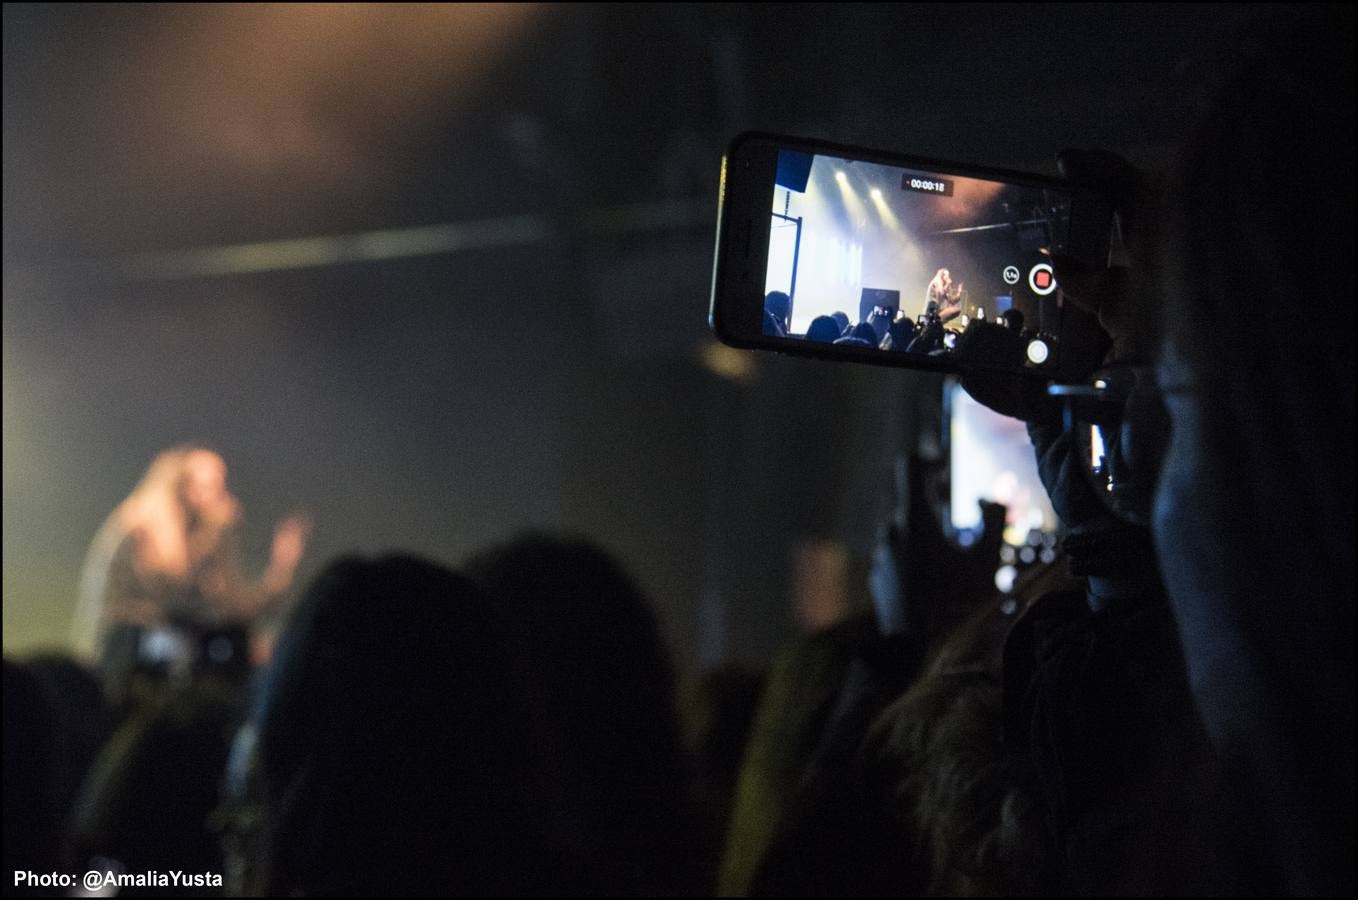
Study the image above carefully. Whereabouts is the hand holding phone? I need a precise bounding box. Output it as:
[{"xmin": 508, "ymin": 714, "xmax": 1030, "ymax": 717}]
[{"xmin": 1050, "ymin": 148, "xmax": 1150, "ymax": 363}]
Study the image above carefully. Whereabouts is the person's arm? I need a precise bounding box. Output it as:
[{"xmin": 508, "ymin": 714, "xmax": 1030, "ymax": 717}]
[
  {"xmin": 204, "ymin": 515, "xmax": 311, "ymax": 623},
  {"xmin": 259, "ymin": 514, "xmax": 310, "ymax": 600}
]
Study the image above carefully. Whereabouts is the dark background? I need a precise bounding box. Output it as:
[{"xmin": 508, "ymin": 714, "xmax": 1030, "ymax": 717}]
[{"xmin": 3, "ymin": 3, "xmax": 1281, "ymax": 672}]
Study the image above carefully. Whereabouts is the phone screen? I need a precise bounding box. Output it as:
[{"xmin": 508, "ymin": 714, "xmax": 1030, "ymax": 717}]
[
  {"xmin": 945, "ymin": 379, "xmax": 1059, "ymax": 591},
  {"xmin": 714, "ymin": 136, "xmax": 1076, "ymax": 375}
]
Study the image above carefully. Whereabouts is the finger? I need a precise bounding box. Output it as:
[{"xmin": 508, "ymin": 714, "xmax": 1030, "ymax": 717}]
[
  {"xmin": 978, "ymin": 499, "xmax": 1008, "ymax": 535},
  {"xmin": 1049, "ymin": 254, "xmax": 1096, "ymax": 310},
  {"xmin": 1051, "ymin": 255, "xmax": 1133, "ymax": 311},
  {"xmin": 1056, "ymin": 148, "xmax": 1146, "ymax": 237}
]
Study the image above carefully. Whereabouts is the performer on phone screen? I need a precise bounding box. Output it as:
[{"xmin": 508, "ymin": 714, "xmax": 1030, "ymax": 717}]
[{"xmin": 923, "ymin": 268, "xmax": 965, "ymax": 323}]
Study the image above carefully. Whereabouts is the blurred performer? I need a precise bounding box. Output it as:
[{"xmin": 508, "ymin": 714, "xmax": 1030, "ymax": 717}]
[
  {"xmin": 923, "ymin": 268, "xmax": 964, "ymax": 323},
  {"xmin": 70, "ymin": 447, "xmax": 309, "ymax": 701}
]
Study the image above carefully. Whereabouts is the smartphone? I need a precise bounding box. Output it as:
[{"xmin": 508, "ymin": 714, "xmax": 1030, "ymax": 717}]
[
  {"xmin": 944, "ymin": 379, "xmax": 1060, "ymax": 591},
  {"xmin": 710, "ymin": 132, "xmax": 1112, "ymax": 378}
]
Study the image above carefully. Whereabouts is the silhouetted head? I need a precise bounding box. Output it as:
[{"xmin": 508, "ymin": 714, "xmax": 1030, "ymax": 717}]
[
  {"xmin": 850, "ymin": 321, "xmax": 879, "ymax": 346},
  {"xmin": 868, "ymin": 307, "xmax": 894, "ymax": 344},
  {"xmin": 831, "ymin": 311, "xmax": 851, "ymax": 335},
  {"xmin": 806, "ymin": 316, "xmax": 842, "ymax": 343},
  {"xmin": 1151, "ymin": 13, "xmax": 1354, "ymax": 893},
  {"xmin": 13, "ymin": 654, "xmax": 106, "ymax": 839},
  {"xmin": 235, "ymin": 554, "xmax": 554, "ymax": 896},
  {"xmin": 463, "ymin": 533, "xmax": 699, "ymax": 894},
  {"xmin": 887, "ymin": 317, "xmax": 918, "ymax": 351},
  {"xmin": 763, "ymin": 309, "xmax": 787, "ymax": 338},
  {"xmin": 4, "ymin": 659, "xmax": 54, "ymax": 877},
  {"xmin": 764, "ymin": 291, "xmax": 791, "ymax": 331},
  {"xmin": 71, "ymin": 683, "xmax": 241, "ymax": 884}
]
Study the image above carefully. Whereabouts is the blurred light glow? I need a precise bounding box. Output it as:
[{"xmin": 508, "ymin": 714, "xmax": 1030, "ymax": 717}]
[
  {"xmin": 21, "ymin": 3, "xmax": 545, "ymax": 211},
  {"xmin": 112, "ymin": 215, "xmax": 552, "ymax": 280},
  {"xmin": 80, "ymin": 198, "xmax": 714, "ymax": 282},
  {"xmin": 867, "ymin": 186, "xmax": 900, "ymax": 231},
  {"xmin": 699, "ymin": 341, "xmax": 756, "ymax": 382},
  {"xmin": 949, "ymin": 380, "xmax": 1058, "ymax": 542},
  {"xmin": 1090, "ymin": 425, "xmax": 1106, "ymax": 471}
]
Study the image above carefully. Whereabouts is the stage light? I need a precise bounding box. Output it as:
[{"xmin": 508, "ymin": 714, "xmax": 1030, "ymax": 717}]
[
  {"xmin": 1026, "ymin": 338, "xmax": 1050, "ymax": 365},
  {"xmin": 867, "ymin": 185, "xmax": 900, "ymax": 230},
  {"xmin": 835, "ymin": 170, "xmax": 847, "ymax": 184}
]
